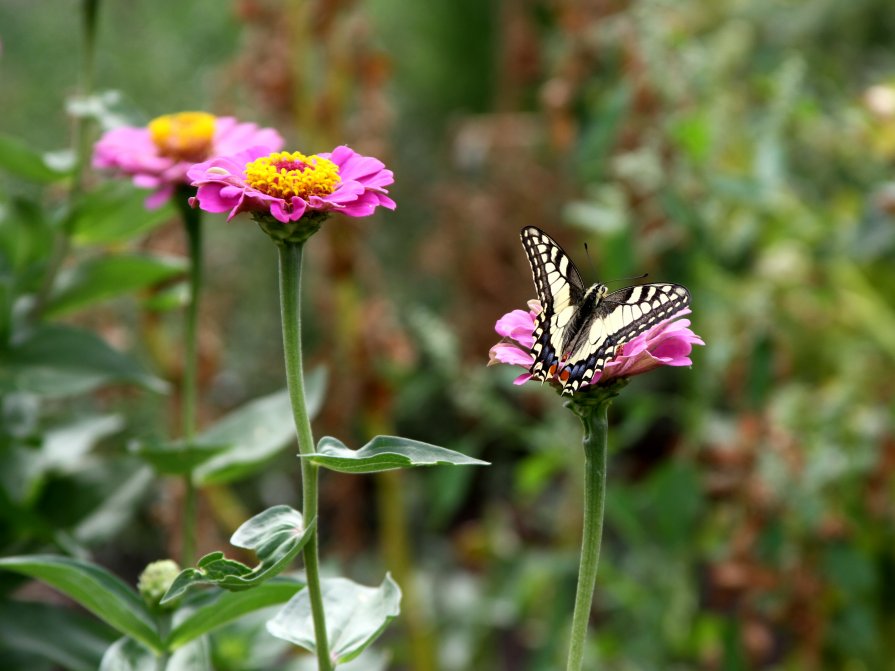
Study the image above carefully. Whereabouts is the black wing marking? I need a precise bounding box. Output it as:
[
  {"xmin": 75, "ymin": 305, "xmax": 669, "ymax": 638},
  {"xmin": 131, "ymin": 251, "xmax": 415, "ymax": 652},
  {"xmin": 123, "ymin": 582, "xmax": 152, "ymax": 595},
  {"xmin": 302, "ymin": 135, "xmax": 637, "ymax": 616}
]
[
  {"xmin": 519, "ymin": 227, "xmax": 690, "ymax": 394},
  {"xmin": 520, "ymin": 227, "xmax": 586, "ymax": 381},
  {"xmin": 559, "ymin": 283, "xmax": 690, "ymax": 393}
]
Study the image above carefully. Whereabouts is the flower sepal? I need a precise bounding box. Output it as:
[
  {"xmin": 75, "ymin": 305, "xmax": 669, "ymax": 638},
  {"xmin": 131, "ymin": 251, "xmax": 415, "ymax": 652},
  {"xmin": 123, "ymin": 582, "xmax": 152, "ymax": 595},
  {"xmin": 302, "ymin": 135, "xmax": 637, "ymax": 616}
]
[
  {"xmin": 563, "ymin": 378, "xmax": 629, "ymax": 418},
  {"xmin": 255, "ymin": 212, "xmax": 329, "ymax": 246}
]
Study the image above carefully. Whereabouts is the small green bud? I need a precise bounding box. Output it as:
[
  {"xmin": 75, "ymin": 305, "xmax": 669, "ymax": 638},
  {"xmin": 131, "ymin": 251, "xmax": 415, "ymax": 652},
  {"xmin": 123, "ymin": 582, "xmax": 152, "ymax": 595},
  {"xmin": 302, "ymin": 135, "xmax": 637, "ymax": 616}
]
[{"xmin": 138, "ymin": 559, "xmax": 181, "ymax": 608}]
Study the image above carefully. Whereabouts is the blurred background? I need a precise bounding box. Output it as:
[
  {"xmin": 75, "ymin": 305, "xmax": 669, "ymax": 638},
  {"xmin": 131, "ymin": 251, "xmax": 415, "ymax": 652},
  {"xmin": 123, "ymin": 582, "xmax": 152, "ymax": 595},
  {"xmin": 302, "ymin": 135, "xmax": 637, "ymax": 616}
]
[{"xmin": 2, "ymin": 0, "xmax": 895, "ymax": 669}]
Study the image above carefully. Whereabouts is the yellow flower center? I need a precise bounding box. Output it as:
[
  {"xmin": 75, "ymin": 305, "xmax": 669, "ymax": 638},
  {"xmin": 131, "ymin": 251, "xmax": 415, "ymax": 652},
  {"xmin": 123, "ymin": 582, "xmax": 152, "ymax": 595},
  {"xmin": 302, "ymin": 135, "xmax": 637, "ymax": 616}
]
[
  {"xmin": 244, "ymin": 151, "xmax": 341, "ymax": 201},
  {"xmin": 148, "ymin": 112, "xmax": 216, "ymax": 161}
]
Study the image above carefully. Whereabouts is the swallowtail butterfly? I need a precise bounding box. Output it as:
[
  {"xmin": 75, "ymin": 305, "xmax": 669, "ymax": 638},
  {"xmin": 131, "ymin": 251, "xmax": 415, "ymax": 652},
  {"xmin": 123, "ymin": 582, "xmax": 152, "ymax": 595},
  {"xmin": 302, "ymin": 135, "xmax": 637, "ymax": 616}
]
[{"xmin": 521, "ymin": 226, "xmax": 690, "ymax": 395}]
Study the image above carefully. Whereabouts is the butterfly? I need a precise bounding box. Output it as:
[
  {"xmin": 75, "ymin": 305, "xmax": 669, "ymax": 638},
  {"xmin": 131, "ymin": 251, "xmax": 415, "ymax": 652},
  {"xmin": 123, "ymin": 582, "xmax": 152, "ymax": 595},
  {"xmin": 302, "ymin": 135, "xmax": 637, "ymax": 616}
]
[{"xmin": 520, "ymin": 226, "xmax": 690, "ymax": 395}]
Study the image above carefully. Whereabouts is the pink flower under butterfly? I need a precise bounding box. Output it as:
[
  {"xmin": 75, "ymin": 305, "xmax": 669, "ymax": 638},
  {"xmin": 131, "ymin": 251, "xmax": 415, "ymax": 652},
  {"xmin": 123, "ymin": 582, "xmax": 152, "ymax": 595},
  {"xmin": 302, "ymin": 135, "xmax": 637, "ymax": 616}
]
[{"xmin": 488, "ymin": 300, "xmax": 704, "ymax": 390}]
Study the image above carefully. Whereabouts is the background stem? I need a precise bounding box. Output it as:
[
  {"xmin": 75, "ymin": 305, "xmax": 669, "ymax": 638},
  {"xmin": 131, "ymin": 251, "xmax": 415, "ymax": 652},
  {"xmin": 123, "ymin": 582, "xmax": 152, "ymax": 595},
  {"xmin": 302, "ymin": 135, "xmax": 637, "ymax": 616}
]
[
  {"xmin": 565, "ymin": 399, "xmax": 610, "ymax": 671},
  {"xmin": 278, "ymin": 240, "xmax": 332, "ymax": 671},
  {"xmin": 31, "ymin": 0, "xmax": 101, "ymax": 320},
  {"xmin": 178, "ymin": 196, "xmax": 202, "ymax": 567}
]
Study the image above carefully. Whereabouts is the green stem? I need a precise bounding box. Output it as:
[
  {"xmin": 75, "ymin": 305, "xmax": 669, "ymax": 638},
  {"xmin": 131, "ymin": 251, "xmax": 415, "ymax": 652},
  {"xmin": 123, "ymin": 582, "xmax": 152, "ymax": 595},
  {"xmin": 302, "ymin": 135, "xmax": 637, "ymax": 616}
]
[
  {"xmin": 565, "ymin": 396, "xmax": 611, "ymax": 671},
  {"xmin": 178, "ymin": 194, "xmax": 202, "ymax": 566},
  {"xmin": 277, "ymin": 240, "xmax": 332, "ymax": 671},
  {"xmin": 154, "ymin": 610, "xmax": 171, "ymax": 671},
  {"xmin": 31, "ymin": 0, "xmax": 101, "ymax": 320}
]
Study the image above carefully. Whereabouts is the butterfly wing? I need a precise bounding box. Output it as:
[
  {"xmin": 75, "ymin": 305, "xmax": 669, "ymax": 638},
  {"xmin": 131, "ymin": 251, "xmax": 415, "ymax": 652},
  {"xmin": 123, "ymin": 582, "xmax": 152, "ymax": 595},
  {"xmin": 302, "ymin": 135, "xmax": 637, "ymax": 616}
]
[
  {"xmin": 560, "ymin": 283, "xmax": 691, "ymax": 393},
  {"xmin": 520, "ymin": 227, "xmax": 586, "ymax": 381}
]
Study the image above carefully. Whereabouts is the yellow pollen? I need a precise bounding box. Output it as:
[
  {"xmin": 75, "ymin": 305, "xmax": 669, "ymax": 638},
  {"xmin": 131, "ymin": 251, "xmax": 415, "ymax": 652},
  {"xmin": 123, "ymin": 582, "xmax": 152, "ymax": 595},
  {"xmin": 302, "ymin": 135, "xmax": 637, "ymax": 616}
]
[
  {"xmin": 244, "ymin": 151, "xmax": 341, "ymax": 201},
  {"xmin": 148, "ymin": 112, "xmax": 216, "ymax": 161}
]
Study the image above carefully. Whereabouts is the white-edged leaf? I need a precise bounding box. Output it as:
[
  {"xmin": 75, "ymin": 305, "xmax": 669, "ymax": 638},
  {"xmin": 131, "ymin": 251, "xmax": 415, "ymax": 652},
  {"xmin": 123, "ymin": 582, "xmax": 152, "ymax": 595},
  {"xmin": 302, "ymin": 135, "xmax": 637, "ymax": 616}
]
[
  {"xmin": 305, "ymin": 435, "xmax": 489, "ymax": 474},
  {"xmin": 267, "ymin": 574, "xmax": 401, "ymax": 664}
]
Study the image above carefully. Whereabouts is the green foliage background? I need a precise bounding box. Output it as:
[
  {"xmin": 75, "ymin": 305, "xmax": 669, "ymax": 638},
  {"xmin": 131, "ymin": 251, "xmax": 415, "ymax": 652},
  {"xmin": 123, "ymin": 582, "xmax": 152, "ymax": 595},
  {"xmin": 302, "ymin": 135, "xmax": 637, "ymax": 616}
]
[{"xmin": 2, "ymin": 0, "xmax": 895, "ymax": 669}]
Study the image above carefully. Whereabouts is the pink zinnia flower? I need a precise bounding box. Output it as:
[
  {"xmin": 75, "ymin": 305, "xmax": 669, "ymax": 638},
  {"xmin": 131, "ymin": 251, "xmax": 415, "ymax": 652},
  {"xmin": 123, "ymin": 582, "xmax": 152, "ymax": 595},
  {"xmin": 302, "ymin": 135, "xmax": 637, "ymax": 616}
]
[
  {"xmin": 488, "ymin": 301, "xmax": 704, "ymax": 390},
  {"xmin": 92, "ymin": 112, "xmax": 284, "ymax": 208},
  {"xmin": 187, "ymin": 145, "xmax": 395, "ymax": 224}
]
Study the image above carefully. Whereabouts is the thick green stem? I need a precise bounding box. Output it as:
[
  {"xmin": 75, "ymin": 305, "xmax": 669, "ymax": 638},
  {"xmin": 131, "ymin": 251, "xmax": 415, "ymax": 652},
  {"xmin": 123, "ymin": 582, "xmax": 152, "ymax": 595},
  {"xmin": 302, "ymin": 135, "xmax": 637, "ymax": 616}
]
[
  {"xmin": 565, "ymin": 396, "xmax": 612, "ymax": 671},
  {"xmin": 178, "ymin": 195, "xmax": 202, "ymax": 566},
  {"xmin": 278, "ymin": 241, "xmax": 332, "ymax": 671}
]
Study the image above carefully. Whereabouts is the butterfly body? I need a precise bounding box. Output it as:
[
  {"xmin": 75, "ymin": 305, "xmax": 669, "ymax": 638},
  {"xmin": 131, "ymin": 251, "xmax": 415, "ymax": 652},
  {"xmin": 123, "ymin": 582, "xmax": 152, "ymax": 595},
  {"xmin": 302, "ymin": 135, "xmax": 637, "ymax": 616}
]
[{"xmin": 521, "ymin": 226, "xmax": 690, "ymax": 394}]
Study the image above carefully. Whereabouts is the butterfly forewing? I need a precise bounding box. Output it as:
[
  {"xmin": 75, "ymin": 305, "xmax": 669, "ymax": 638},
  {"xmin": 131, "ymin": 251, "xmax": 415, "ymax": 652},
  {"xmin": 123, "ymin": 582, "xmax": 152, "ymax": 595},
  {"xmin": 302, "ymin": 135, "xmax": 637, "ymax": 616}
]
[
  {"xmin": 521, "ymin": 227, "xmax": 585, "ymax": 381},
  {"xmin": 519, "ymin": 227, "xmax": 690, "ymax": 394}
]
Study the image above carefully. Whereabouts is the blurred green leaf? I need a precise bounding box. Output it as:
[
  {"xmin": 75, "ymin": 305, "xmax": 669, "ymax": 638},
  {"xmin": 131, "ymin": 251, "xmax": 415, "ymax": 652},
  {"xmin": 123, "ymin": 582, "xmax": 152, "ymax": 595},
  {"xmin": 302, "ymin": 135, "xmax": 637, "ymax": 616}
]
[
  {"xmin": 70, "ymin": 182, "xmax": 175, "ymax": 245},
  {"xmin": 0, "ymin": 414, "xmax": 123, "ymax": 506},
  {"xmin": 73, "ymin": 465, "xmax": 155, "ymax": 544},
  {"xmin": 306, "ymin": 435, "xmax": 489, "ymax": 474},
  {"xmin": 44, "ymin": 254, "xmax": 186, "ymax": 317},
  {"xmin": 0, "ymin": 555, "xmax": 163, "ymax": 653},
  {"xmin": 0, "ymin": 599, "xmax": 117, "ymax": 671},
  {"xmin": 194, "ymin": 371, "xmax": 325, "ymax": 485},
  {"xmin": 0, "ymin": 324, "xmax": 167, "ymax": 397},
  {"xmin": 99, "ymin": 638, "xmax": 155, "ymax": 671},
  {"xmin": 129, "ymin": 439, "xmax": 229, "ymax": 476},
  {"xmin": 267, "ymin": 574, "xmax": 401, "ymax": 665},
  {"xmin": 0, "ymin": 197, "xmax": 55, "ymax": 278},
  {"xmin": 0, "ymin": 134, "xmax": 72, "ymax": 184},
  {"xmin": 142, "ymin": 281, "xmax": 189, "ymax": 312},
  {"xmin": 292, "ymin": 648, "xmax": 390, "ymax": 671},
  {"xmin": 167, "ymin": 577, "xmax": 304, "ymax": 650},
  {"xmin": 100, "ymin": 636, "xmax": 211, "ymax": 671},
  {"xmin": 162, "ymin": 506, "xmax": 314, "ymax": 603}
]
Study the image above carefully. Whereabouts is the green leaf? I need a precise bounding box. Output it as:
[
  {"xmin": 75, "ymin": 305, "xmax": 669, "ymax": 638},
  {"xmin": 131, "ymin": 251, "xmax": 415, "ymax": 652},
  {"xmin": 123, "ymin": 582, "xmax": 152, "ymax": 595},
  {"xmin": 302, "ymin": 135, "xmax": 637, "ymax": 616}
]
[
  {"xmin": 292, "ymin": 649, "xmax": 389, "ymax": 671},
  {"xmin": 162, "ymin": 506, "xmax": 314, "ymax": 603},
  {"xmin": 267, "ymin": 574, "xmax": 401, "ymax": 665},
  {"xmin": 0, "ymin": 324, "xmax": 168, "ymax": 397},
  {"xmin": 70, "ymin": 182, "xmax": 176, "ymax": 245},
  {"xmin": 129, "ymin": 439, "xmax": 229, "ymax": 476},
  {"xmin": 0, "ymin": 134, "xmax": 72, "ymax": 183},
  {"xmin": 167, "ymin": 577, "xmax": 304, "ymax": 650},
  {"xmin": 305, "ymin": 435, "xmax": 489, "ymax": 474},
  {"xmin": 194, "ymin": 370, "xmax": 326, "ymax": 485},
  {"xmin": 0, "ymin": 414, "xmax": 124, "ymax": 506},
  {"xmin": 0, "ymin": 599, "xmax": 118, "ymax": 671},
  {"xmin": 0, "ymin": 555, "xmax": 163, "ymax": 653},
  {"xmin": 44, "ymin": 254, "xmax": 186, "ymax": 317},
  {"xmin": 73, "ymin": 465, "xmax": 155, "ymax": 544},
  {"xmin": 99, "ymin": 638, "xmax": 154, "ymax": 671},
  {"xmin": 100, "ymin": 637, "xmax": 211, "ymax": 671}
]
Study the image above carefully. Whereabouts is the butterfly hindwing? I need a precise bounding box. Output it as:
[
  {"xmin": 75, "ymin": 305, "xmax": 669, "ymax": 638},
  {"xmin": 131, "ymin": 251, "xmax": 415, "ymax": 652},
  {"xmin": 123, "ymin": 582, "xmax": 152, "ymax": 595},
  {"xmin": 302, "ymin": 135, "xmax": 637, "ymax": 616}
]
[{"xmin": 519, "ymin": 227, "xmax": 690, "ymax": 394}]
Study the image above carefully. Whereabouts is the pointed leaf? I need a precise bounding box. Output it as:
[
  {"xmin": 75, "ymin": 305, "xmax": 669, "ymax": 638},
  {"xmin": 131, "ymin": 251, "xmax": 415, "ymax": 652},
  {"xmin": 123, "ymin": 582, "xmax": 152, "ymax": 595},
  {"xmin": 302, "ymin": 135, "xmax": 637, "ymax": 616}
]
[
  {"xmin": 305, "ymin": 435, "xmax": 489, "ymax": 474},
  {"xmin": 0, "ymin": 555, "xmax": 163, "ymax": 653},
  {"xmin": 129, "ymin": 438, "xmax": 230, "ymax": 475},
  {"xmin": 162, "ymin": 506, "xmax": 314, "ymax": 603},
  {"xmin": 194, "ymin": 370, "xmax": 326, "ymax": 485},
  {"xmin": 44, "ymin": 254, "xmax": 186, "ymax": 317},
  {"xmin": 267, "ymin": 574, "xmax": 401, "ymax": 664},
  {"xmin": 0, "ymin": 324, "xmax": 168, "ymax": 397},
  {"xmin": 167, "ymin": 577, "xmax": 304, "ymax": 650},
  {"xmin": 0, "ymin": 134, "xmax": 72, "ymax": 183},
  {"xmin": 0, "ymin": 599, "xmax": 118, "ymax": 671},
  {"xmin": 71, "ymin": 181, "xmax": 175, "ymax": 245}
]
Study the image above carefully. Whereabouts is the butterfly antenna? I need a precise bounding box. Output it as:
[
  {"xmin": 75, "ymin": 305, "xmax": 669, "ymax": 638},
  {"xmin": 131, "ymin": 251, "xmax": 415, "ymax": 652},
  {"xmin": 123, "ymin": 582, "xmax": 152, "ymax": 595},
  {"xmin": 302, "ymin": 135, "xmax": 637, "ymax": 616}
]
[
  {"xmin": 583, "ymin": 242, "xmax": 598, "ymax": 280},
  {"xmin": 605, "ymin": 272, "xmax": 649, "ymax": 286}
]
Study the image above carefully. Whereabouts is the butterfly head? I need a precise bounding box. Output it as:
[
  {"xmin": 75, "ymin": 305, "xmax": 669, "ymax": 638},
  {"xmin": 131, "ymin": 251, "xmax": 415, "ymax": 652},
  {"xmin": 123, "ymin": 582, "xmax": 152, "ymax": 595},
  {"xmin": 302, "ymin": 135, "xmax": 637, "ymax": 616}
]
[{"xmin": 584, "ymin": 283, "xmax": 610, "ymax": 303}]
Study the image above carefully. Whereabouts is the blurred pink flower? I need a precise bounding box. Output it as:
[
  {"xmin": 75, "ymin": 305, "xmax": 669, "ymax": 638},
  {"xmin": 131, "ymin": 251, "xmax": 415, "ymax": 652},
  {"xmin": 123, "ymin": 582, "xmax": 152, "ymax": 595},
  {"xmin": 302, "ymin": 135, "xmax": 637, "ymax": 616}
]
[
  {"xmin": 187, "ymin": 145, "xmax": 395, "ymax": 224},
  {"xmin": 92, "ymin": 112, "xmax": 284, "ymax": 208},
  {"xmin": 488, "ymin": 301, "xmax": 704, "ymax": 390}
]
